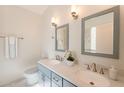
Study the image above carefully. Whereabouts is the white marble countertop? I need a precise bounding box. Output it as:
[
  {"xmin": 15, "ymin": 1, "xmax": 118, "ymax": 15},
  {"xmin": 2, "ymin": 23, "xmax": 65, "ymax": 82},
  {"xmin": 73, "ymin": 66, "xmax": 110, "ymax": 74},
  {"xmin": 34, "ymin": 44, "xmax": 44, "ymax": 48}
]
[{"xmin": 38, "ymin": 59, "xmax": 124, "ymax": 87}]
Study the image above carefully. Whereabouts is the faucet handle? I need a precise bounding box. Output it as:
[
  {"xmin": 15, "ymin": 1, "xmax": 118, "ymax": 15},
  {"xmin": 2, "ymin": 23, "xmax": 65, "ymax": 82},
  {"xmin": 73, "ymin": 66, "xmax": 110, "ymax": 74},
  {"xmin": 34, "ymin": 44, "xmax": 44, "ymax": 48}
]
[
  {"xmin": 91, "ymin": 63, "xmax": 97, "ymax": 72},
  {"xmin": 99, "ymin": 68, "xmax": 104, "ymax": 74},
  {"xmin": 56, "ymin": 55, "xmax": 60, "ymax": 60},
  {"xmin": 84, "ymin": 64, "xmax": 91, "ymax": 70},
  {"xmin": 60, "ymin": 57, "xmax": 64, "ymax": 62}
]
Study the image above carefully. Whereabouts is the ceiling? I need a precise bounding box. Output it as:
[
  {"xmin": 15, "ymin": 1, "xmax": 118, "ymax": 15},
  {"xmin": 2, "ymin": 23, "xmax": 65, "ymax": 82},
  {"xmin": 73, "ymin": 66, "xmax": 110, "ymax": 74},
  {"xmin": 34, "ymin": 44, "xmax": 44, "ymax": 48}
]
[{"xmin": 19, "ymin": 5, "xmax": 48, "ymax": 15}]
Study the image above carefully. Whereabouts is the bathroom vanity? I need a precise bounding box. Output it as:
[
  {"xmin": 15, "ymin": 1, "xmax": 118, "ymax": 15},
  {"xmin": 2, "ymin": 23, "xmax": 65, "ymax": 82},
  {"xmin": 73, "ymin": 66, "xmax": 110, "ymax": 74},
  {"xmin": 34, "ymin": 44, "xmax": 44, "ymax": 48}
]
[
  {"xmin": 38, "ymin": 59, "xmax": 124, "ymax": 87},
  {"xmin": 38, "ymin": 61, "xmax": 76, "ymax": 87}
]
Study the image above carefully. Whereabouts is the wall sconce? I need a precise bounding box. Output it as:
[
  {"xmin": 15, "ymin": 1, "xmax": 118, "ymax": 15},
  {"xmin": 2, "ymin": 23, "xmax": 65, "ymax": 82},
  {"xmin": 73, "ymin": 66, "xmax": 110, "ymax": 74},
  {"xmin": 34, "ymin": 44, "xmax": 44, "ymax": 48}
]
[
  {"xmin": 51, "ymin": 17, "xmax": 57, "ymax": 27},
  {"xmin": 71, "ymin": 5, "xmax": 79, "ymax": 20}
]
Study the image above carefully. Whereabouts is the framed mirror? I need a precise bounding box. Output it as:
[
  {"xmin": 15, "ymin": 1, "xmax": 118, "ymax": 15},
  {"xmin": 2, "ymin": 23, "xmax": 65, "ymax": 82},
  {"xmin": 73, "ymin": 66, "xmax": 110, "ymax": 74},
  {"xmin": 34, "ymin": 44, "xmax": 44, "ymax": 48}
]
[
  {"xmin": 81, "ymin": 6, "xmax": 120, "ymax": 59},
  {"xmin": 55, "ymin": 24, "xmax": 69, "ymax": 52}
]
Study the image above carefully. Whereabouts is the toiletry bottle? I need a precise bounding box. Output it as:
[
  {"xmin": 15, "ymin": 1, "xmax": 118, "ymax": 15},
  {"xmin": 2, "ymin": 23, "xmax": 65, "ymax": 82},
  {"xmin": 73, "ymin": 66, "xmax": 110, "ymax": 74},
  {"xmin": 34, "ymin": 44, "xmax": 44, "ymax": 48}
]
[{"xmin": 109, "ymin": 65, "xmax": 118, "ymax": 80}]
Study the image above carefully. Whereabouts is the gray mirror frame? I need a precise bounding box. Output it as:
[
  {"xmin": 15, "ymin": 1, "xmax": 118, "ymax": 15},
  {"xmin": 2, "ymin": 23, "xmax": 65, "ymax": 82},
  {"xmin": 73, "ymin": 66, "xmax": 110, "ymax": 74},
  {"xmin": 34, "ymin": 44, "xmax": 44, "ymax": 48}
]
[
  {"xmin": 81, "ymin": 6, "xmax": 120, "ymax": 59},
  {"xmin": 55, "ymin": 24, "xmax": 69, "ymax": 52}
]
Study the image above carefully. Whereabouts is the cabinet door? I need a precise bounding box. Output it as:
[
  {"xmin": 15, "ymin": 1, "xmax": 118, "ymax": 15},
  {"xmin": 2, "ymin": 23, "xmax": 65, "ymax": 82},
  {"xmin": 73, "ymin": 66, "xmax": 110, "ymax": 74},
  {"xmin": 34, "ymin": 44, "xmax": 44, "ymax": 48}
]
[
  {"xmin": 38, "ymin": 72, "xmax": 51, "ymax": 87},
  {"xmin": 38, "ymin": 64, "xmax": 51, "ymax": 78},
  {"xmin": 63, "ymin": 79, "xmax": 76, "ymax": 87},
  {"xmin": 38, "ymin": 72, "xmax": 44, "ymax": 87},
  {"xmin": 44, "ymin": 76, "xmax": 51, "ymax": 87},
  {"xmin": 51, "ymin": 81, "xmax": 60, "ymax": 87}
]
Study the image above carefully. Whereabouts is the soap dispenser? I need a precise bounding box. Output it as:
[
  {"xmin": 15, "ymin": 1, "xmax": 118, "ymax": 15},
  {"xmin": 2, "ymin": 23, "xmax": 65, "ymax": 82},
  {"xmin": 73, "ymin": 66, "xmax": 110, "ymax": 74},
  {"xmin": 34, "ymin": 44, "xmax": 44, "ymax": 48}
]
[{"xmin": 109, "ymin": 65, "xmax": 118, "ymax": 80}]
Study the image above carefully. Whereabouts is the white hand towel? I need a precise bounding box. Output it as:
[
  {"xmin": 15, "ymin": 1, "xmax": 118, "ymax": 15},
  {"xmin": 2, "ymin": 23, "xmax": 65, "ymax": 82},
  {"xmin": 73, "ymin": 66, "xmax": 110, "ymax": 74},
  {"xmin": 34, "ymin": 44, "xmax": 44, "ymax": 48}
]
[
  {"xmin": 15, "ymin": 37, "xmax": 18, "ymax": 57},
  {"xmin": 5, "ymin": 37, "xmax": 9, "ymax": 59},
  {"xmin": 9, "ymin": 36, "xmax": 18, "ymax": 59},
  {"xmin": 5, "ymin": 36, "xmax": 18, "ymax": 59}
]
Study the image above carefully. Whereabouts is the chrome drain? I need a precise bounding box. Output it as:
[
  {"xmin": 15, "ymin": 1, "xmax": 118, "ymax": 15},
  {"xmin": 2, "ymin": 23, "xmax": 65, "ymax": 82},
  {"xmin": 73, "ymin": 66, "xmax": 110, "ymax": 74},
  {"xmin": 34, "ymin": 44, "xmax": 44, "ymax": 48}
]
[{"xmin": 89, "ymin": 82, "xmax": 95, "ymax": 85}]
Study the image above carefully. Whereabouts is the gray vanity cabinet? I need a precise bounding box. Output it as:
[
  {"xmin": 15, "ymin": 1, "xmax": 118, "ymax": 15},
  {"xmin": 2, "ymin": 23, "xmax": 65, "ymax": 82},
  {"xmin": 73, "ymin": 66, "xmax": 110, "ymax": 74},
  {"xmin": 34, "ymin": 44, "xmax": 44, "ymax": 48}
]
[
  {"xmin": 38, "ymin": 72, "xmax": 44, "ymax": 87},
  {"xmin": 43, "ymin": 76, "xmax": 51, "ymax": 87},
  {"xmin": 38, "ymin": 64, "xmax": 76, "ymax": 87},
  {"xmin": 38, "ymin": 65, "xmax": 51, "ymax": 87},
  {"xmin": 51, "ymin": 72, "xmax": 62, "ymax": 87},
  {"xmin": 51, "ymin": 81, "xmax": 60, "ymax": 87},
  {"xmin": 38, "ymin": 65, "xmax": 51, "ymax": 78},
  {"xmin": 63, "ymin": 79, "xmax": 76, "ymax": 87}
]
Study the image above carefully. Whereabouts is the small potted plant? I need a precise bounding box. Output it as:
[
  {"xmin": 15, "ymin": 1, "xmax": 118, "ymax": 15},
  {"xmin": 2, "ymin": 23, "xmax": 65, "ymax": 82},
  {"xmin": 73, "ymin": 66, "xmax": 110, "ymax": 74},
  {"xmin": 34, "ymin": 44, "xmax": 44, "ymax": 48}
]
[{"xmin": 64, "ymin": 50, "xmax": 75, "ymax": 66}]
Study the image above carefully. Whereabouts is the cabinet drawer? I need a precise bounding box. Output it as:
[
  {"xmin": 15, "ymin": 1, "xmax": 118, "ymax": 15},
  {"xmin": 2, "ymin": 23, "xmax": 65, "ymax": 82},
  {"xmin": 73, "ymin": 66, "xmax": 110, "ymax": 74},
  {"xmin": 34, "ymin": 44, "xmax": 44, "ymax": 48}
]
[
  {"xmin": 38, "ymin": 71, "xmax": 51, "ymax": 87},
  {"xmin": 63, "ymin": 79, "xmax": 76, "ymax": 87},
  {"xmin": 38, "ymin": 64, "xmax": 51, "ymax": 78},
  {"xmin": 52, "ymin": 72, "xmax": 62, "ymax": 87}
]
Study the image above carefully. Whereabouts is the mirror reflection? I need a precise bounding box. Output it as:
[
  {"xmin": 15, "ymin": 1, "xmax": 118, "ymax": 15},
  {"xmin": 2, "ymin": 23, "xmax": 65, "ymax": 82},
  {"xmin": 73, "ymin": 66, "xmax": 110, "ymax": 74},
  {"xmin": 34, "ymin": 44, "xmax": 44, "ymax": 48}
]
[
  {"xmin": 85, "ymin": 12, "xmax": 114, "ymax": 54},
  {"xmin": 55, "ymin": 24, "xmax": 69, "ymax": 51},
  {"xmin": 81, "ymin": 6, "xmax": 120, "ymax": 59}
]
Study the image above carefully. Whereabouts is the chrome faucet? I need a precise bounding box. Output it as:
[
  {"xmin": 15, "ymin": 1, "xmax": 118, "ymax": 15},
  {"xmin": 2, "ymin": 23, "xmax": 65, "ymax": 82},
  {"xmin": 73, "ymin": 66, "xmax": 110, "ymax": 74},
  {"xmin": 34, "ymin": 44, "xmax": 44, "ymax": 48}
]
[
  {"xmin": 56, "ymin": 55, "xmax": 60, "ymax": 60},
  {"xmin": 85, "ymin": 63, "xmax": 105, "ymax": 74},
  {"xmin": 85, "ymin": 64, "xmax": 91, "ymax": 70},
  {"xmin": 91, "ymin": 63, "xmax": 97, "ymax": 72},
  {"xmin": 56, "ymin": 55, "xmax": 64, "ymax": 61},
  {"xmin": 99, "ymin": 67, "xmax": 104, "ymax": 74}
]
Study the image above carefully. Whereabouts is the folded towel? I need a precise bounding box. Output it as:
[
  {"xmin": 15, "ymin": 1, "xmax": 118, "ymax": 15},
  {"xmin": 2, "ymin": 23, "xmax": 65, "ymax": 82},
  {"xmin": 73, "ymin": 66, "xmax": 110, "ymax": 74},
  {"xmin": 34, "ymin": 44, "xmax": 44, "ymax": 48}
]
[
  {"xmin": 5, "ymin": 36, "xmax": 18, "ymax": 59},
  {"xmin": 5, "ymin": 37, "xmax": 9, "ymax": 59}
]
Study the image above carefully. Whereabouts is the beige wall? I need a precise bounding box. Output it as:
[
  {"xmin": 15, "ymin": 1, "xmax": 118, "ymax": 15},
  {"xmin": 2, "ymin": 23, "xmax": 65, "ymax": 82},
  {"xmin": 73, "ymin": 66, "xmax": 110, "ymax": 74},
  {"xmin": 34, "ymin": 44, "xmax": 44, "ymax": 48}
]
[
  {"xmin": 40, "ymin": 5, "xmax": 124, "ymax": 75},
  {"xmin": 0, "ymin": 6, "xmax": 42, "ymax": 85}
]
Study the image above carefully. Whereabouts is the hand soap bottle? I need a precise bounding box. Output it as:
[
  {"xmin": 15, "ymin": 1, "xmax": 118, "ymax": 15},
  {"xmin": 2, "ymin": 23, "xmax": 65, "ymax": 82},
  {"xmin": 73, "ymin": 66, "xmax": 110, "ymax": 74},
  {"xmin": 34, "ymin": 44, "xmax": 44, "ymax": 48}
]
[{"xmin": 109, "ymin": 65, "xmax": 118, "ymax": 80}]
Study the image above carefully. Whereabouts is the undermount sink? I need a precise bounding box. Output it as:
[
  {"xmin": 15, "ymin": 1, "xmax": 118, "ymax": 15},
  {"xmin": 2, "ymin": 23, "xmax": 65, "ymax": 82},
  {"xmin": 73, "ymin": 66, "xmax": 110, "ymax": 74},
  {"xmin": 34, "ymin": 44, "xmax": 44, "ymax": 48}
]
[
  {"xmin": 50, "ymin": 60, "xmax": 60, "ymax": 66},
  {"xmin": 77, "ymin": 70, "xmax": 110, "ymax": 87}
]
